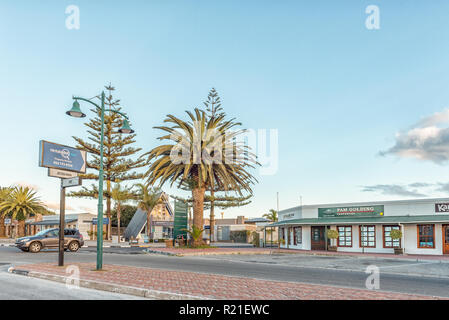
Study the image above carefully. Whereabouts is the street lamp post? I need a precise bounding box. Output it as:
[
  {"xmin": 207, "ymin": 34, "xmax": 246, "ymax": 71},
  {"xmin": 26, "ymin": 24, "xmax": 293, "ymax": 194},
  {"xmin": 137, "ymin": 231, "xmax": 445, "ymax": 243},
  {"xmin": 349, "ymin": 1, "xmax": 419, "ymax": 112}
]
[{"xmin": 66, "ymin": 90, "xmax": 134, "ymax": 270}]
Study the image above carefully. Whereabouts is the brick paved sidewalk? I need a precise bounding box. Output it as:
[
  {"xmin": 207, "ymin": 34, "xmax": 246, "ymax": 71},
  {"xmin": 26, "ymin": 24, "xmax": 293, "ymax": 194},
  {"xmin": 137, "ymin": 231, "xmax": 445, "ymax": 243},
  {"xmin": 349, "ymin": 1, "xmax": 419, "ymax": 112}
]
[{"xmin": 12, "ymin": 263, "xmax": 446, "ymax": 300}]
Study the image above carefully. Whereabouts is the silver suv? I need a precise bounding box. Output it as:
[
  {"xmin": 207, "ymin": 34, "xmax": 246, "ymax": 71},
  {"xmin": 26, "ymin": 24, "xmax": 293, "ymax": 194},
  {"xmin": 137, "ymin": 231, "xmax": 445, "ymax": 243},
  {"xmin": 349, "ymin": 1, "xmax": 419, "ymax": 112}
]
[{"xmin": 15, "ymin": 228, "xmax": 84, "ymax": 253}]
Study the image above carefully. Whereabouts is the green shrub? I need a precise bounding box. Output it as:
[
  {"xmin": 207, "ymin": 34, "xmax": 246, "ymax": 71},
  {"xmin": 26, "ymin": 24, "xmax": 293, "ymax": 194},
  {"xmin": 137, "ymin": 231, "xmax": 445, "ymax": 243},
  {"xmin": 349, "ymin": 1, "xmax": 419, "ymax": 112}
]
[
  {"xmin": 390, "ymin": 229, "xmax": 402, "ymax": 240},
  {"xmin": 326, "ymin": 229, "xmax": 339, "ymax": 239}
]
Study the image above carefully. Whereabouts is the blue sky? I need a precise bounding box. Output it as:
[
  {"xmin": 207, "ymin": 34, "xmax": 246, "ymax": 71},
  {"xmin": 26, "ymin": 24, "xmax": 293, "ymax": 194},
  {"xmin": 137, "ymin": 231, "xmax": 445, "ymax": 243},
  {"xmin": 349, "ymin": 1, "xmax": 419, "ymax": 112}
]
[{"xmin": 1, "ymin": 1, "xmax": 449, "ymax": 217}]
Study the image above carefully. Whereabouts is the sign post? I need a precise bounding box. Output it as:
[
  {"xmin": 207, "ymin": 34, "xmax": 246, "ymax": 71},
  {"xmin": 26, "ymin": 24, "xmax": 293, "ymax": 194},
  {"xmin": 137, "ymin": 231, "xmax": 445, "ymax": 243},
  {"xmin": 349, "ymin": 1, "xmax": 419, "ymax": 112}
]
[
  {"xmin": 58, "ymin": 181, "xmax": 66, "ymax": 266},
  {"xmin": 39, "ymin": 141, "xmax": 85, "ymax": 267},
  {"xmin": 173, "ymin": 200, "xmax": 188, "ymax": 246},
  {"xmin": 57, "ymin": 176, "xmax": 82, "ymax": 266}
]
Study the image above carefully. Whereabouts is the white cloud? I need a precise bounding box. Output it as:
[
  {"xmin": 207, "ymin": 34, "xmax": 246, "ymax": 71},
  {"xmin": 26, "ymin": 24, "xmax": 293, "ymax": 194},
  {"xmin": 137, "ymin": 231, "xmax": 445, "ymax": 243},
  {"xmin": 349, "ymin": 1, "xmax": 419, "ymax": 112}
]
[
  {"xmin": 380, "ymin": 108, "xmax": 449, "ymax": 164},
  {"xmin": 361, "ymin": 184, "xmax": 428, "ymax": 197}
]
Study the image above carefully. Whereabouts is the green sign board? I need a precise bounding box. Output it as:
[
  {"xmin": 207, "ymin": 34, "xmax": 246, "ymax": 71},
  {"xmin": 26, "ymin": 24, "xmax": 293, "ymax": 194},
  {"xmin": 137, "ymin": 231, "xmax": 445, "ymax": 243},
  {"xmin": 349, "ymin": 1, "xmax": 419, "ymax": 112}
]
[
  {"xmin": 318, "ymin": 205, "xmax": 384, "ymax": 218},
  {"xmin": 173, "ymin": 200, "xmax": 188, "ymax": 240}
]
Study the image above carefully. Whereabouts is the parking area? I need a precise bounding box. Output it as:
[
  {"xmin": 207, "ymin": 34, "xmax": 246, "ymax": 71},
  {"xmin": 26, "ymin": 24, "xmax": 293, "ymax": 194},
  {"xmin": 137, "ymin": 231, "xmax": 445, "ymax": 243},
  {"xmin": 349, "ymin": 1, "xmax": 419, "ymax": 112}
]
[{"xmin": 197, "ymin": 253, "xmax": 449, "ymax": 278}]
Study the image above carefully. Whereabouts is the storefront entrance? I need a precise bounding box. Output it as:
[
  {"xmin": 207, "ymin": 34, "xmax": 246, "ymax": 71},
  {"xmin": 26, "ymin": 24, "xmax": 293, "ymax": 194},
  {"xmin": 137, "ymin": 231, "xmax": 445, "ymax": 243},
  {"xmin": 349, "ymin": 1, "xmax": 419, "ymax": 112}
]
[
  {"xmin": 443, "ymin": 225, "xmax": 449, "ymax": 254},
  {"xmin": 311, "ymin": 226, "xmax": 326, "ymax": 250}
]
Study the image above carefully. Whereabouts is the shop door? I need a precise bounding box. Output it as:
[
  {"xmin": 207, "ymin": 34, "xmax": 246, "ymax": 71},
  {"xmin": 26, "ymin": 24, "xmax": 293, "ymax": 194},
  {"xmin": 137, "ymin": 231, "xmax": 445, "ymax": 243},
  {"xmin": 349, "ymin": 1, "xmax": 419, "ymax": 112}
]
[
  {"xmin": 311, "ymin": 226, "xmax": 325, "ymax": 250},
  {"xmin": 443, "ymin": 225, "xmax": 449, "ymax": 254}
]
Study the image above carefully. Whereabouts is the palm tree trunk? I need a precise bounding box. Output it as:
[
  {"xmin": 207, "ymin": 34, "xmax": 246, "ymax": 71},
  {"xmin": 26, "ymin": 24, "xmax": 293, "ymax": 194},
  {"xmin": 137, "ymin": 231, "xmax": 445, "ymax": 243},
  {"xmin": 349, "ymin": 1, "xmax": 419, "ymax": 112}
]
[
  {"xmin": 209, "ymin": 189, "xmax": 215, "ymax": 243},
  {"xmin": 0, "ymin": 216, "xmax": 5, "ymax": 237},
  {"xmin": 17, "ymin": 220, "xmax": 25, "ymax": 238},
  {"xmin": 117, "ymin": 203, "xmax": 121, "ymax": 243},
  {"xmin": 192, "ymin": 187, "xmax": 206, "ymax": 246}
]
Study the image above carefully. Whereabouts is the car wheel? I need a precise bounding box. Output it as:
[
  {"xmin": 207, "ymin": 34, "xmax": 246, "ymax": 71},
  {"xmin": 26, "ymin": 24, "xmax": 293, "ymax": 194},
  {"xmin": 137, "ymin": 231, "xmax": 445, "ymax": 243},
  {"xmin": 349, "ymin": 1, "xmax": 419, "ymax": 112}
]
[
  {"xmin": 68, "ymin": 241, "xmax": 80, "ymax": 252},
  {"xmin": 29, "ymin": 242, "xmax": 42, "ymax": 253}
]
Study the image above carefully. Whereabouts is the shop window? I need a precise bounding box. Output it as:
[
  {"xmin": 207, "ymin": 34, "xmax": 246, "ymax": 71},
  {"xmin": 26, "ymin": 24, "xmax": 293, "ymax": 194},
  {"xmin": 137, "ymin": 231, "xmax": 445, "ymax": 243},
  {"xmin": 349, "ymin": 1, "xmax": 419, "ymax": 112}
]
[
  {"xmin": 337, "ymin": 226, "xmax": 352, "ymax": 247},
  {"xmin": 383, "ymin": 225, "xmax": 401, "ymax": 248},
  {"xmin": 280, "ymin": 228, "xmax": 285, "ymax": 241},
  {"xmin": 359, "ymin": 225, "xmax": 376, "ymax": 248},
  {"xmin": 293, "ymin": 227, "xmax": 302, "ymax": 245},
  {"xmin": 417, "ymin": 225, "xmax": 435, "ymax": 248}
]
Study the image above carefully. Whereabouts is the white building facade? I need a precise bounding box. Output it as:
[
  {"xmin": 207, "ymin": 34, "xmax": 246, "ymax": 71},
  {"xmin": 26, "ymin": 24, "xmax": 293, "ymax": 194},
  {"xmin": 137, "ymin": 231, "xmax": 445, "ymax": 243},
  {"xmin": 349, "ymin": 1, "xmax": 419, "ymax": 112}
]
[{"xmin": 270, "ymin": 198, "xmax": 449, "ymax": 255}]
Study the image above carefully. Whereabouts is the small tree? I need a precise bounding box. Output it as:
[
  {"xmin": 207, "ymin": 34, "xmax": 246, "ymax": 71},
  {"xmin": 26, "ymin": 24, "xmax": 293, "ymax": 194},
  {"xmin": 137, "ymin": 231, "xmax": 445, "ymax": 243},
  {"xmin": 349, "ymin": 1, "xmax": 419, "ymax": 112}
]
[
  {"xmin": 111, "ymin": 204, "xmax": 137, "ymax": 228},
  {"xmin": 326, "ymin": 229, "xmax": 339, "ymax": 249},
  {"xmin": 181, "ymin": 225, "xmax": 205, "ymax": 247},
  {"xmin": 390, "ymin": 229, "xmax": 402, "ymax": 243},
  {"xmin": 390, "ymin": 229, "xmax": 403, "ymax": 254},
  {"xmin": 110, "ymin": 183, "xmax": 133, "ymax": 242}
]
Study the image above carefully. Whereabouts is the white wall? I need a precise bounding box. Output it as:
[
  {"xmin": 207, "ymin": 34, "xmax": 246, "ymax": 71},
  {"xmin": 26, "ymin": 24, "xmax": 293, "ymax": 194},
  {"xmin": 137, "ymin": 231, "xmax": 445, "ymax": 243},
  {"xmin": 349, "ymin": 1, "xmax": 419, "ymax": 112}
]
[
  {"xmin": 279, "ymin": 226, "xmax": 311, "ymax": 250},
  {"xmin": 335, "ymin": 225, "xmax": 394, "ymax": 254},
  {"xmin": 278, "ymin": 207, "xmax": 302, "ymax": 221},
  {"xmin": 403, "ymin": 224, "xmax": 443, "ymax": 255}
]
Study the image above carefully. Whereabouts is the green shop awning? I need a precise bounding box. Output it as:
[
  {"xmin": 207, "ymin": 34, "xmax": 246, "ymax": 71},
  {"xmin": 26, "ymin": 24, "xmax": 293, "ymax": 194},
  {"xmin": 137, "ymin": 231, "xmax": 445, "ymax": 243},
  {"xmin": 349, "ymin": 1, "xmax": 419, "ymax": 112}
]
[{"xmin": 266, "ymin": 215, "xmax": 449, "ymax": 227}]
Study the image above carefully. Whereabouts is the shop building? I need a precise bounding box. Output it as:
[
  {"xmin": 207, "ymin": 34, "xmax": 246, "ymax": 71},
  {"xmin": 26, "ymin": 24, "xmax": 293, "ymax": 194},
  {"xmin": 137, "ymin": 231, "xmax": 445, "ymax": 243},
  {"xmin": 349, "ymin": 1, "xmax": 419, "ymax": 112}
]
[
  {"xmin": 26, "ymin": 213, "xmax": 96, "ymax": 239},
  {"xmin": 268, "ymin": 198, "xmax": 449, "ymax": 255}
]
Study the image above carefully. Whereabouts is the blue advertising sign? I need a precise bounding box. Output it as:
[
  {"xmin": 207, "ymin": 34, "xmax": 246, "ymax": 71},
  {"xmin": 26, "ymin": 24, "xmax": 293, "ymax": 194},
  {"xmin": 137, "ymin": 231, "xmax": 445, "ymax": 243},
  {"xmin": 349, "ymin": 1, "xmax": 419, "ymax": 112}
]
[
  {"xmin": 92, "ymin": 218, "xmax": 109, "ymax": 225},
  {"xmin": 39, "ymin": 140, "xmax": 87, "ymax": 173}
]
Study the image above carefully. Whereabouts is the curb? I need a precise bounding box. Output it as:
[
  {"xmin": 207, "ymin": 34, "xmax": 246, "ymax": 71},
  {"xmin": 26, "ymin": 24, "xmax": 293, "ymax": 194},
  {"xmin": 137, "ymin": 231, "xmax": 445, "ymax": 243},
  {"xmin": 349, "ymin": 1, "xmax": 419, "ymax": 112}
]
[
  {"xmin": 144, "ymin": 249, "xmax": 289, "ymax": 257},
  {"xmin": 81, "ymin": 245, "xmax": 132, "ymax": 248},
  {"xmin": 8, "ymin": 267, "xmax": 207, "ymax": 300}
]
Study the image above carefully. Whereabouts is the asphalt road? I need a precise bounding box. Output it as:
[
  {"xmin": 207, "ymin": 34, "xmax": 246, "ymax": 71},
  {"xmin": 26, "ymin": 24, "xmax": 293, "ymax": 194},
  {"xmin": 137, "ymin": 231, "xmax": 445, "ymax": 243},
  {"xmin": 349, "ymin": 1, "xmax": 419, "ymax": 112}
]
[{"xmin": 1, "ymin": 246, "xmax": 449, "ymax": 298}]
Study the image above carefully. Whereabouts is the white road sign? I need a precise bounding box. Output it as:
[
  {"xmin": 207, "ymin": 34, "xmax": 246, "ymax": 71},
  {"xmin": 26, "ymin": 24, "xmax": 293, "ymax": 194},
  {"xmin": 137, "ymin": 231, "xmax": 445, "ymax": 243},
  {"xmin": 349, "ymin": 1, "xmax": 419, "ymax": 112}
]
[
  {"xmin": 48, "ymin": 168, "xmax": 78, "ymax": 179},
  {"xmin": 61, "ymin": 177, "xmax": 82, "ymax": 188}
]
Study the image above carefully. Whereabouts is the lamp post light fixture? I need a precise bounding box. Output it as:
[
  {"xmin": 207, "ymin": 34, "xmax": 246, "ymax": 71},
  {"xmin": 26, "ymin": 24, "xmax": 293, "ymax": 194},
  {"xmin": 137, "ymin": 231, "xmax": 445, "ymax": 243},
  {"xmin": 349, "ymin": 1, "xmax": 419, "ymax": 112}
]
[{"xmin": 66, "ymin": 90, "xmax": 134, "ymax": 270}]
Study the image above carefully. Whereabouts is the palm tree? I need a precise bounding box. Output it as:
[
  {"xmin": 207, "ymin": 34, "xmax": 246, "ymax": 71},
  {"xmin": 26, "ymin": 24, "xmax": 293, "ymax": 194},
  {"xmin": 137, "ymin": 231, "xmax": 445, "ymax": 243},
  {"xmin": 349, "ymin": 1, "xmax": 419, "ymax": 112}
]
[
  {"xmin": 0, "ymin": 186, "xmax": 46, "ymax": 237},
  {"xmin": 181, "ymin": 225, "xmax": 205, "ymax": 246},
  {"xmin": 0, "ymin": 187, "xmax": 12, "ymax": 237},
  {"xmin": 263, "ymin": 209, "xmax": 278, "ymax": 222},
  {"xmin": 134, "ymin": 183, "xmax": 162, "ymax": 239},
  {"xmin": 263, "ymin": 209, "xmax": 278, "ymax": 247},
  {"xmin": 142, "ymin": 108, "xmax": 258, "ymax": 245},
  {"xmin": 110, "ymin": 183, "xmax": 133, "ymax": 243}
]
